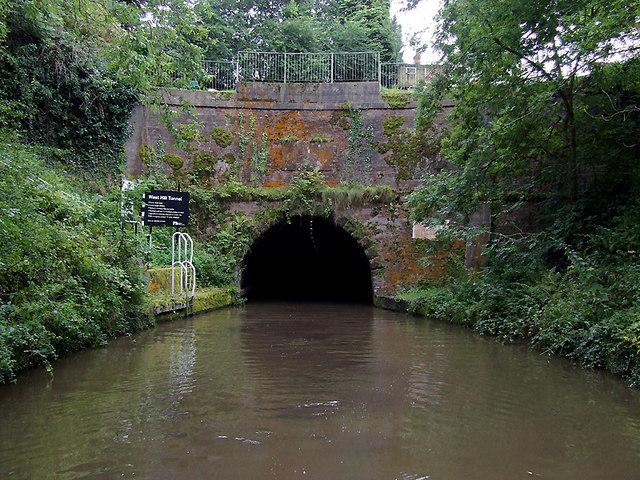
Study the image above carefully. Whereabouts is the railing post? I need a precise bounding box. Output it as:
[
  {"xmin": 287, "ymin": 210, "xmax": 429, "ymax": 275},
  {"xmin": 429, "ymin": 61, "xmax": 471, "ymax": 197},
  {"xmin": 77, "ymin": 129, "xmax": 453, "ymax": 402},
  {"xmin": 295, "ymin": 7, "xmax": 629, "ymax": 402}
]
[
  {"xmin": 331, "ymin": 52, "xmax": 334, "ymax": 83},
  {"xmin": 377, "ymin": 52, "xmax": 382, "ymax": 90},
  {"xmin": 284, "ymin": 52, "xmax": 288, "ymax": 83}
]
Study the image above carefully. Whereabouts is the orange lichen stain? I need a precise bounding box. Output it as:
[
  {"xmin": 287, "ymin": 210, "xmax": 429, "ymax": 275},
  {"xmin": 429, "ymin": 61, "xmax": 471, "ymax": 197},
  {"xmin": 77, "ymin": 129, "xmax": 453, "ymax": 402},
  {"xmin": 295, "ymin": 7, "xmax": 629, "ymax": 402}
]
[
  {"xmin": 311, "ymin": 146, "xmax": 334, "ymax": 170},
  {"xmin": 381, "ymin": 235, "xmax": 431, "ymax": 290},
  {"xmin": 264, "ymin": 180, "xmax": 286, "ymax": 188},
  {"xmin": 268, "ymin": 111, "xmax": 311, "ymax": 171}
]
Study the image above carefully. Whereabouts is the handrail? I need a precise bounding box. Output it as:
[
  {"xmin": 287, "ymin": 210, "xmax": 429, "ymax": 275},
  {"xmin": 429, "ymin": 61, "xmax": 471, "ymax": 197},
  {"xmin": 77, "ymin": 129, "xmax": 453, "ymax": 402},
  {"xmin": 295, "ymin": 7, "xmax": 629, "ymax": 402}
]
[
  {"xmin": 172, "ymin": 231, "xmax": 196, "ymax": 299},
  {"xmin": 164, "ymin": 51, "xmax": 440, "ymax": 90}
]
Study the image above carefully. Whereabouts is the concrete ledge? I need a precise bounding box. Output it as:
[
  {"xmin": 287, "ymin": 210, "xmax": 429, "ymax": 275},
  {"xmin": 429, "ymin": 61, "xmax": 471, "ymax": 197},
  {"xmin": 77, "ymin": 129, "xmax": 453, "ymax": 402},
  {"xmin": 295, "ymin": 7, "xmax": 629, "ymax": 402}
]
[
  {"xmin": 157, "ymin": 82, "xmax": 416, "ymax": 110},
  {"xmin": 152, "ymin": 287, "xmax": 236, "ymax": 321},
  {"xmin": 374, "ymin": 295, "xmax": 410, "ymax": 313}
]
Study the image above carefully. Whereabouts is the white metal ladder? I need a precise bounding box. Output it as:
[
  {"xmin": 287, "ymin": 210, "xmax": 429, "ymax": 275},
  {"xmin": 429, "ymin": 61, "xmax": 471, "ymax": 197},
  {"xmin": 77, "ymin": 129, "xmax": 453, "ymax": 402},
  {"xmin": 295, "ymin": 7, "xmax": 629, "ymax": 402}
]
[{"xmin": 172, "ymin": 232, "xmax": 196, "ymax": 316}]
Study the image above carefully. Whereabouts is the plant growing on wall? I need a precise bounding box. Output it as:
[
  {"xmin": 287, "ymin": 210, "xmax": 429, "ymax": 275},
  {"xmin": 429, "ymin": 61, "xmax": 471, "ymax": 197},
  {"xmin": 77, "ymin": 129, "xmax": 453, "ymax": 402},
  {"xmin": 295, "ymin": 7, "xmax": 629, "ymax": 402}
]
[
  {"xmin": 211, "ymin": 127, "xmax": 233, "ymax": 148},
  {"xmin": 280, "ymin": 134, "xmax": 301, "ymax": 144},
  {"xmin": 282, "ymin": 167, "xmax": 325, "ymax": 218},
  {"xmin": 251, "ymin": 132, "xmax": 270, "ymax": 184},
  {"xmin": 238, "ymin": 112, "xmax": 256, "ymax": 177},
  {"xmin": 310, "ymin": 134, "xmax": 333, "ymax": 143},
  {"xmin": 342, "ymin": 108, "xmax": 374, "ymax": 184},
  {"xmin": 164, "ymin": 152, "xmax": 184, "ymax": 171}
]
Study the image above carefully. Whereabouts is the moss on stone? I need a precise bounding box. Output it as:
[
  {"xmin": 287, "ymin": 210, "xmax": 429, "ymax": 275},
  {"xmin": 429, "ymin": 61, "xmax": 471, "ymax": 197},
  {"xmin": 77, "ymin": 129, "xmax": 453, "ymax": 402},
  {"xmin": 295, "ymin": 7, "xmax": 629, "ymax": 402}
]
[
  {"xmin": 164, "ymin": 152, "xmax": 184, "ymax": 170},
  {"xmin": 383, "ymin": 116, "xmax": 405, "ymax": 136},
  {"xmin": 173, "ymin": 167, "xmax": 193, "ymax": 183},
  {"xmin": 384, "ymin": 129, "xmax": 438, "ymax": 182},
  {"xmin": 381, "ymin": 89, "xmax": 413, "ymax": 109},
  {"xmin": 329, "ymin": 108, "xmax": 352, "ymax": 130},
  {"xmin": 373, "ymin": 141, "xmax": 391, "ymax": 154},
  {"xmin": 310, "ymin": 134, "xmax": 334, "ymax": 143},
  {"xmin": 139, "ymin": 143, "xmax": 155, "ymax": 165},
  {"xmin": 338, "ymin": 117, "xmax": 351, "ymax": 131},
  {"xmin": 211, "ymin": 127, "xmax": 233, "ymax": 148},
  {"xmin": 193, "ymin": 287, "xmax": 234, "ymax": 312},
  {"xmin": 193, "ymin": 151, "xmax": 216, "ymax": 170},
  {"xmin": 280, "ymin": 134, "xmax": 301, "ymax": 144}
]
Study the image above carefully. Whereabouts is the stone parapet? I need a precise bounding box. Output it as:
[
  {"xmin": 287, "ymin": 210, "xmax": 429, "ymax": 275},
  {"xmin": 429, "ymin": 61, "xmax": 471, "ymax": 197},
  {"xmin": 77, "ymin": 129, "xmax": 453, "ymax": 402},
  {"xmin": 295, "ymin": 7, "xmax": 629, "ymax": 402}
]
[{"xmin": 157, "ymin": 82, "xmax": 415, "ymax": 111}]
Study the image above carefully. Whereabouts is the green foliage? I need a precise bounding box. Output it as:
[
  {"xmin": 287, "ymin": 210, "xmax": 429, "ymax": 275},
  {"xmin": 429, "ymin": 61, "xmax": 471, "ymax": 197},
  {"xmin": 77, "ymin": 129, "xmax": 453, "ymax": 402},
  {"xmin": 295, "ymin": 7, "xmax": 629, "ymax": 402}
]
[
  {"xmin": 280, "ymin": 134, "xmax": 301, "ymax": 144},
  {"xmin": 211, "ymin": 127, "xmax": 233, "ymax": 148},
  {"xmin": 404, "ymin": 0, "xmax": 640, "ymax": 384},
  {"xmin": 309, "ymin": 134, "xmax": 333, "ymax": 143},
  {"xmin": 413, "ymin": 0, "xmax": 640, "ymax": 220},
  {"xmin": 139, "ymin": 144, "xmax": 155, "ymax": 166},
  {"xmin": 383, "ymin": 116, "xmax": 405, "ymax": 136},
  {"xmin": 192, "ymin": 0, "xmax": 402, "ymax": 62},
  {"xmin": 321, "ymin": 184, "xmax": 398, "ymax": 210},
  {"xmin": 401, "ymin": 197, "xmax": 640, "ymax": 385},
  {"xmin": 381, "ymin": 88, "xmax": 413, "ymax": 108},
  {"xmin": 324, "ymin": 0, "xmax": 403, "ymax": 62},
  {"xmin": 251, "ymin": 132, "xmax": 270, "ymax": 184},
  {"xmin": 193, "ymin": 151, "xmax": 216, "ymax": 170},
  {"xmin": 0, "ymin": 144, "xmax": 151, "ymax": 382},
  {"xmin": 342, "ymin": 108, "xmax": 374, "ymax": 184},
  {"xmin": 164, "ymin": 152, "xmax": 184, "ymax": 171},
  {"xmin": 283, "ymin": 168, "xmax": 327, "ymax": 217},
  {"xmin": 0, "ymin": 0, "xmax": 142, "ymax": 173}
]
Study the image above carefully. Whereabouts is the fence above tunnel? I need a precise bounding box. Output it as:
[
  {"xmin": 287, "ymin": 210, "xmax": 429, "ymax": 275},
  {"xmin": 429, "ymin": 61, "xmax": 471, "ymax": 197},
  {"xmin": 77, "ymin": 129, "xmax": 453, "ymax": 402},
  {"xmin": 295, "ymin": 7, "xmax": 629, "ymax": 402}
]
[
  {"xmin": 168, "ymin": 51, "xmax": 438, "ymax": 91},
  {"xmin": 237, "ymin": 51, "xmax": 380, "ymax": 84}
]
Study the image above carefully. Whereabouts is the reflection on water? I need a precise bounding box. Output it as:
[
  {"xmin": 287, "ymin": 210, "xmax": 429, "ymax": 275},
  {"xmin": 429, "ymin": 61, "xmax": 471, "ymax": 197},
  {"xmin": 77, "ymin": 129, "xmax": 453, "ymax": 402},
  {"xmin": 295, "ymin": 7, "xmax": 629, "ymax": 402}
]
[{"xmin": 1, "ymin": 303, "xmax": 640, "ymax": 479}]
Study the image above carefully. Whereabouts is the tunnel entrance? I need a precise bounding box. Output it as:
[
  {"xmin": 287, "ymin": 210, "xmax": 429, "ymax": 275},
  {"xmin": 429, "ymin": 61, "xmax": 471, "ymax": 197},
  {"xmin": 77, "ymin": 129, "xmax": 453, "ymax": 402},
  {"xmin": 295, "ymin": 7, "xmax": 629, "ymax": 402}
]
[{"xmin": 241, "ymin": 215, "xmax": 373, "ymax": 303}]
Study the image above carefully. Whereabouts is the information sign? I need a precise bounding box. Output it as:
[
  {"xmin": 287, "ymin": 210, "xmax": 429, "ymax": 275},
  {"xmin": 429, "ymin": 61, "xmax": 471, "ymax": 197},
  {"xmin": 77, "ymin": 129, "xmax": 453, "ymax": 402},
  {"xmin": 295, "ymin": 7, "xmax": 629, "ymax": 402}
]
[{"xmin": 142, "ymin": 190, "xmax": 189, "ymax": 227}]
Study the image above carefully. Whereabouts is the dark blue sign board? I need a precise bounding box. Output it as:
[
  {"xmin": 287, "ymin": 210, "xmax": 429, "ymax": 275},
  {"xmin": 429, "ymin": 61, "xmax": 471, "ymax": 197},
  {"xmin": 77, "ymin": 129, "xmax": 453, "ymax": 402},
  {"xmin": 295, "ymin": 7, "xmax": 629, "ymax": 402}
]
[{"xmin": 142, "ymin": 190, "xmax": 189, "ymax": 227}]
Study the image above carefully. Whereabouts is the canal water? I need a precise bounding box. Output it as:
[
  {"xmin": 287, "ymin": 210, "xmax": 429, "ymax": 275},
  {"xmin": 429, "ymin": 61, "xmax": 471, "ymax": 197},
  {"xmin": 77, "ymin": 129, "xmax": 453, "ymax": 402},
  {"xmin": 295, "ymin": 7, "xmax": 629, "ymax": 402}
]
[{"xmin": 1, "ymin": 303, "xmax": 640, "ymax": 479}]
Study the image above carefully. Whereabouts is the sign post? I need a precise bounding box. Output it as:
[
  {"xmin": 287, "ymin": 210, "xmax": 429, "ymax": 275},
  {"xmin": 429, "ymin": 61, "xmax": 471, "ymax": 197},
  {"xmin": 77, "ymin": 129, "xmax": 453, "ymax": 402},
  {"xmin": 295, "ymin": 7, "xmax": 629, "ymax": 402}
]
[
  {"xmin": 142, "ymin": 189, "xmax": 195, "ymax": 316},
  {"xmin": 141, "ymin": 190, "xmax": 190, "ymax": 227}
]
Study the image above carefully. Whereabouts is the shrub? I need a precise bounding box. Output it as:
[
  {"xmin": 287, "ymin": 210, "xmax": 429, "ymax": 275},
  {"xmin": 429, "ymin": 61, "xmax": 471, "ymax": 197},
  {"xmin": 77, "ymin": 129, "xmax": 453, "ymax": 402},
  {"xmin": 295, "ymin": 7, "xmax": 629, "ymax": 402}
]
[
  {"xmin": 0, "ymin": 144, "xmax": 151, "ymax": 382},
  {"xmin": 211, "ymin": 127, "xmax": 233, "ymax": 148},
  {"xmin": 164, "ymin": 152, "xmax": 184, "ymax": 170}
]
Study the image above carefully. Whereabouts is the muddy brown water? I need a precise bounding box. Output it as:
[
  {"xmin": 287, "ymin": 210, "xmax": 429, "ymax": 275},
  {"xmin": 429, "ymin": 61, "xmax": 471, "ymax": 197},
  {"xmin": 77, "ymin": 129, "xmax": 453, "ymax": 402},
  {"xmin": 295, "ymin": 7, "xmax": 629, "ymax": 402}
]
[{"xmin": 1, "ymin": 302, "xmax": 640, "ymax": 479}]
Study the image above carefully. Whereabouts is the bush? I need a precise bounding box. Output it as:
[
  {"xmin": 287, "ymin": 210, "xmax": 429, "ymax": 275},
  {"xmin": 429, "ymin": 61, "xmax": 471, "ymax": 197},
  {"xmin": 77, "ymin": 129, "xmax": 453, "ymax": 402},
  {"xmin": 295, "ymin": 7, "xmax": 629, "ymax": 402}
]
[
  {"xmin": 0, "ymin": 144, "xmax": 151, "ymax": 382},
  {"xmin": 399, "ymin": 229, "xmax": 640, "ymax": 386},
  {"xmin": 211, "ymin": 127, "xmax": 233, "ymax": 148}
]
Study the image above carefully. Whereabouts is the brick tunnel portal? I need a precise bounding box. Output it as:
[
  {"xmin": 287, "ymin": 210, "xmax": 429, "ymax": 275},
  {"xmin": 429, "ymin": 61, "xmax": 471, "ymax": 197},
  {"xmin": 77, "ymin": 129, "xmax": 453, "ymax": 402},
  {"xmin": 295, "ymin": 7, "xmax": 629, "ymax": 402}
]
[{"xmin": 241, "ymin": 216, "xmax": 373, "ymax": 303}]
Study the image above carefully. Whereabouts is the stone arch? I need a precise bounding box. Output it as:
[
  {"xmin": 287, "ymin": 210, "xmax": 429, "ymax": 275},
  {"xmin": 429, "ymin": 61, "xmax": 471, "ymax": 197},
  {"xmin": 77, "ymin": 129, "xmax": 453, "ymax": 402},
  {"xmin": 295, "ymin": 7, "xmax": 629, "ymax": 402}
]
[{"xmin": 240, "ymin": 214, "xmax": 380, "ymax": 302}]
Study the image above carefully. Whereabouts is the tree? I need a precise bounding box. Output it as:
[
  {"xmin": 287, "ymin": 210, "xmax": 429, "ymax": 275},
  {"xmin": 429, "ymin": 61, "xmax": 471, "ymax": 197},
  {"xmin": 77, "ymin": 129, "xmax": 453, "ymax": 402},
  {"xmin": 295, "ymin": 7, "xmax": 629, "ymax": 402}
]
[
  {"xmin": 410, "ymin": 0, "xmax": 640, "ymax": 224},
  {"xmin": 189, "ymin": 0, "xmax": 402, "ymax": 60},
  {"xmin": 327, "ymin": 0, "xmax": 402, "ymax": 60},
  {"xmin": 0, "ymin": 0, "xmax": 140, "ymax": 171}
]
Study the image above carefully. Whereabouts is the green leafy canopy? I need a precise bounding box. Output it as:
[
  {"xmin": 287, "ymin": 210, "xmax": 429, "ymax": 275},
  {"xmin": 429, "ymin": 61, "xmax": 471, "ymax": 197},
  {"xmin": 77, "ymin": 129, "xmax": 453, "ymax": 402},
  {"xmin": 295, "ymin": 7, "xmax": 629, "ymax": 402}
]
[{"xmin": 411, "ymin": 0, "xmax": 640, "ymax": 220}]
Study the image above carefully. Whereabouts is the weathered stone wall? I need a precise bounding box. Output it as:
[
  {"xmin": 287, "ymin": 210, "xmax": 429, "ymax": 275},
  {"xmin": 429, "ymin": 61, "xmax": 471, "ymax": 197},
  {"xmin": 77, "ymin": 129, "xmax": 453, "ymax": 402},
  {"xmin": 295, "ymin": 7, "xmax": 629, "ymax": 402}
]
[
  {"xmin": 126, "ymin": 82, "xmax": 460, "ymax": 298},
  {"xmin": 126, "ymin": 82, "xmax": 433, "ymax": 189}
]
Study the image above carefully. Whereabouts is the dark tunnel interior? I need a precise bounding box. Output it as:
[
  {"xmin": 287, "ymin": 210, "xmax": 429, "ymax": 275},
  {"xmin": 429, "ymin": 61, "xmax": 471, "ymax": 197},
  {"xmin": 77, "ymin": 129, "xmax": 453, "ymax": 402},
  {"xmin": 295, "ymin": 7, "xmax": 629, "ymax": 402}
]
[{"xmin": 241, "ymin": 216, "xmax": 373, "ymax": 303}]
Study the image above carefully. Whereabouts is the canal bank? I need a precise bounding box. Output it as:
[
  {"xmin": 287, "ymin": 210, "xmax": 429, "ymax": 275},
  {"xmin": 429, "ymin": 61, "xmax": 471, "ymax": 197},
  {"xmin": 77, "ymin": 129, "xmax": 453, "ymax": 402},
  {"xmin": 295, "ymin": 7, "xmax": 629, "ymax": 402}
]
[{"xmin": 148, "ymin": 268, "xmax": 237, "ymax": 321}]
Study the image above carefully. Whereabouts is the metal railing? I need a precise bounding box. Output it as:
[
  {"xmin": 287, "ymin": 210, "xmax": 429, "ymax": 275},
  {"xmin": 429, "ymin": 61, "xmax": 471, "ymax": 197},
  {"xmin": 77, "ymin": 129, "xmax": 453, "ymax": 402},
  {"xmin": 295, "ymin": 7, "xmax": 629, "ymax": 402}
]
[
  {"xmin": 381, "ymin": 63, "xmax": 439, "ymax": 89},
  {"xmin": 236, "ymin": 51, "xmax": 381, "ymax": 84},
  {"xmin": 161, "ymin": 53, "xmax": 440, "ymax": 90},
  {"xmin": 201, "ymin": 60, "xmax": 237, "ymax": 90}
]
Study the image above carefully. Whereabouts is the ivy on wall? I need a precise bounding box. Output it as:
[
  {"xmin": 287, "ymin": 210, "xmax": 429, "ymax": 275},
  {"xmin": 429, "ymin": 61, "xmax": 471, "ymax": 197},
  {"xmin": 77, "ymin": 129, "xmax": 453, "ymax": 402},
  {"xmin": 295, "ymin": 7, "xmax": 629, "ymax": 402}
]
[{"xmin": 341, "ymin": 106, "xmax": 374, "ymax": 185}]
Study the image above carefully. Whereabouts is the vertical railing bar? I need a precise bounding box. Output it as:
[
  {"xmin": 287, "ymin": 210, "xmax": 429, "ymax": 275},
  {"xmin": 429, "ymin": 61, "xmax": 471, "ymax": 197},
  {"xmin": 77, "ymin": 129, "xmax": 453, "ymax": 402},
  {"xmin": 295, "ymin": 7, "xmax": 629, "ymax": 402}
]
[{"xmin": 284, "ymin": 52, "xmax": 287, "ymax": 83}]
